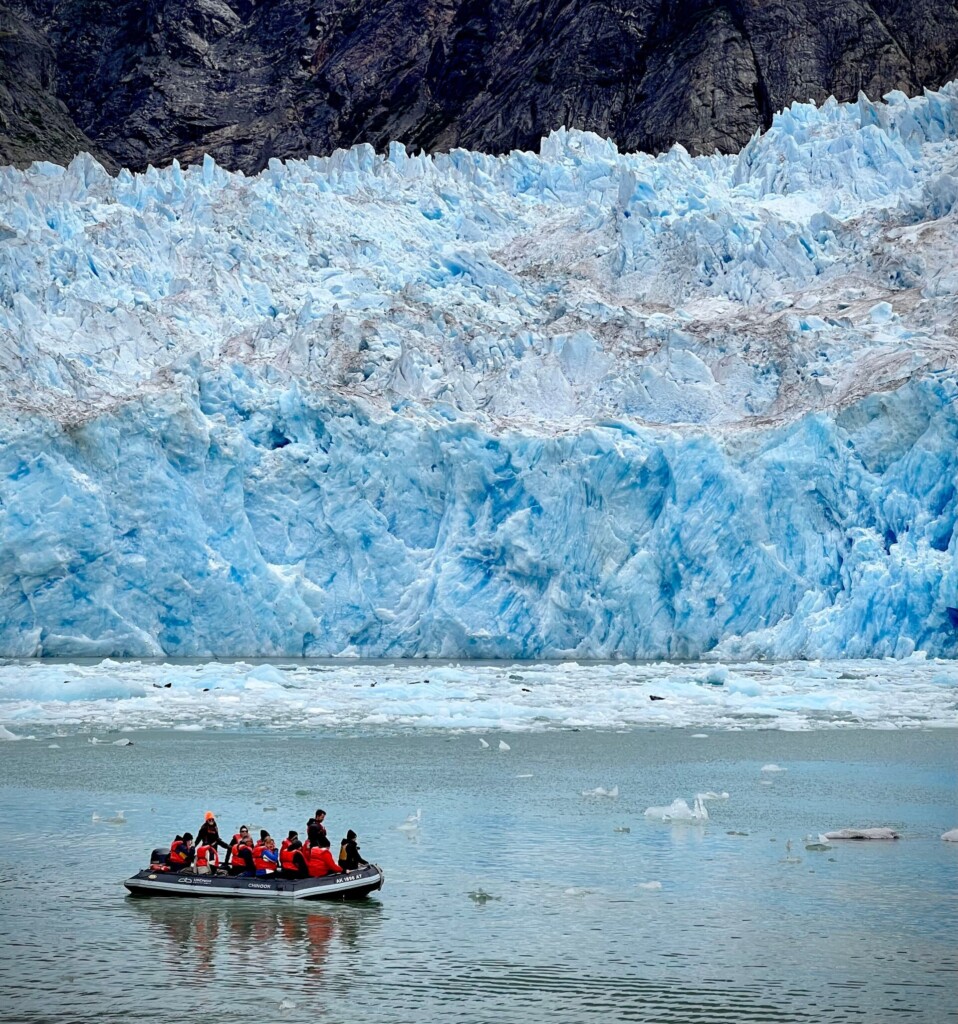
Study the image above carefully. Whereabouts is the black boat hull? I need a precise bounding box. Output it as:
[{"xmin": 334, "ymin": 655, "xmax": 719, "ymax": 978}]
[{"xmin": 124, "ymin": 864, "xmax": 384, "ymax": 900}]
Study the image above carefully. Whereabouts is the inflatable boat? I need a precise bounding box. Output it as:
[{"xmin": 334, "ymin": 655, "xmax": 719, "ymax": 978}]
[{"xmin": 125, "ymin": 851, "xmax": 384, "ymax": 900}]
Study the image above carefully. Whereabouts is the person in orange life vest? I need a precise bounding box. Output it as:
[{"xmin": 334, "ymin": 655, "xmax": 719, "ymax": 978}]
[
  {"xmin": 280, "ymin": 833, "xmax": 309, "ymax": 878},
  {"xmin": 303, "ymin": 834, "xmax": 343, "ymax": 878},
  {"xmin": 253, "ymin": 833, "xmax": 278, "ymax": 876},
  {"xmin": 230, "ymin": 835, "xmax": 256, "ymax": 877},
  {"xmin": 168, "ymin": 833, "xmax": 194, "ymax": 870},
  {"xmin": 225, "ymin": 825, "xmax": 250, "ymax": 866},
  {"xmin": 193, "ymin": 837, "xmax": 220, "ymax": 875}
]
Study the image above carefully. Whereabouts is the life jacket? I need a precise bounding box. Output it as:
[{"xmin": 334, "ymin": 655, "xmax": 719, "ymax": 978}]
[
  {"xmin": 279, "ymin": 844, "xmax": 298, "ymax": 872},
  {"xmin": 195, "ymin": 842, "xmax": 218, "ymax": 868},
  {"xmin": 303, "ymin": 844, "xmax": 342, "ymax": 878},
  {"xmin": 252, "ymin": 842, "xmax": 271, "ymax": 872},
  {"xmin": 168, "ymin": 838, "xmax": 189, "ymax": 865}
]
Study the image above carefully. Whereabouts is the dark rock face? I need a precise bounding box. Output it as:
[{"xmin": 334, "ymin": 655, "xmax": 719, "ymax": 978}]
[{"xmin": 2, "ymin": 0, "xmax": 957, "ymax": 172}]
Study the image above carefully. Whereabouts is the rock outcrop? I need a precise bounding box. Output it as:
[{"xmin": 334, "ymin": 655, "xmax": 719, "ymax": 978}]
[{"xmin": 1, "ymin": 0, "xmax": 956, "ymax": 173}]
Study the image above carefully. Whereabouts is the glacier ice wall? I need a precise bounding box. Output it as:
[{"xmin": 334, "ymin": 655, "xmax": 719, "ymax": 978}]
[{"xmin": 0, "ymin": 85, "xmax": 956, "ymax": 658}]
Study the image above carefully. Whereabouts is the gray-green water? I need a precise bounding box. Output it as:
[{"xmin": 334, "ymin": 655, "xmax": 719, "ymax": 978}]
[{"xmin": 1, "ymin": 729, "xmax": 955, "ymax": 1023}]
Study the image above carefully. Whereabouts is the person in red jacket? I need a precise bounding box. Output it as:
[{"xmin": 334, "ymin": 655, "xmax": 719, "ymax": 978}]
[{"xmin": 303, "ymin": 834, "xmax": 343, "ymax": 878}]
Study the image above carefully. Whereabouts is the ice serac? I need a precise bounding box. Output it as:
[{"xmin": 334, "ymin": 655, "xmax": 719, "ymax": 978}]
[{"xmin": 0, "ymin": 85, "xmax": 956, "ymax": 659}]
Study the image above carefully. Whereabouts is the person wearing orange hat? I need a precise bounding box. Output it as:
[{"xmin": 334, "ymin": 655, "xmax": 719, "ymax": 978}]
[{"xmin": 195, "ymin": 812, "xmax": 230, "ymax": 860}]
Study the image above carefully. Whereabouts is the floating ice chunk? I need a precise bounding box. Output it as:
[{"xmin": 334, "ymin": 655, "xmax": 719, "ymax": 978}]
[
  {"xmin": 88, "ymin": 737, "xmax": 104, "ymax": 745},
  {"xmin": 638, "ymin": 881, "xmax": 662, "ymax": 890},
  {"xmin": 397, "ymin": 809, "xmax": 421, "ymax": 832},
  {"xmin": 582, "ymin": 786, "xmax": 619, "ymax": 798},
  {"xmin": 104, "ymin": 811, "xmax": 127, "ymax": 824},
  {"xmin": 823, "ymin": 827, "xmax": 899, "ymax": 840},
  {"xmin": 479, "ymin": 738, "xmax": 490, "ymax": 749},
  {"xmin": 278, "ymin": 998, "xmax": 296, "ymax": 1011},
  {"xmin": 48, "ymin": 743, "xmax": 60, "ymax": 749},
  {"xmin": 698, "ymin": 791, "xmax": 729, "ymax": 800},
  {"xmin": 498, "ymin": 740, "xmax": 510, "ymax": 751},
  {"xmin": 760, "ymin": 764, "xmax": 786, "ymax": 773},
  {"xmin": 112, "ymin": 738, "xmax": 134, "ymax": 746},
  {"xmin": 644, "ymin": 796, "xmax": 709, "ymax": 822},
  {"xmin": 0, "ymin": 725, "xmax": 21, "ymax": 741},
  {"xmin": 704, "ymin": 667, "xmax": 728, "ymax": 686},
  {"xmin": 804, "ymin": 834, "xmax": 832, "ymax": 851},
  {"xmin": 941, "ymin": 829, "xmax": 958, "ymax": 842},
  {"xmin": 613, "ymin": 826, "xmax": 631, "ymax": 833},
  {"xmin": 691, "ymin": 734, "xmax": 709, "ymax": 739},
  {"xmin": 515, "ymin": 774, "xmax": 533, "ymax": 778},
  {"xmin": 781, "ymin": 839, "xmax": 802, "ymax": 863}
]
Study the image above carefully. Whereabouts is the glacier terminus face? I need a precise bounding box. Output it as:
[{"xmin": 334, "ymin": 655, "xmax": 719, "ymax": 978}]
[{"xmin": 0, "ymin": 85, "xmax": 956, "ymax": 658}]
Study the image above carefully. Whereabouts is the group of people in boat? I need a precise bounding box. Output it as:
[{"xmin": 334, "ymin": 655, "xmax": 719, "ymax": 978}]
[{"xmin": 160, "ymin": 809, "xmax": 368, "ymax": 879}]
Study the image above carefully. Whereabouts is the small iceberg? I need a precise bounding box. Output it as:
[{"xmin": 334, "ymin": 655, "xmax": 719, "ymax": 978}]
[
  {"xmin": 637, "ymin": 881, "xmax": 662, "ymax": 890},
  {"xmin": 398, "ymin": 809, "xmax": 422, "ymax": 832},
  {"xmin": 941, "ymin": 828, "xmax": 958, "ymax": 842},
  {"xmin": 498, "ymin": 740, "xmax": 510, "ymax": 751},
  {"xmin": 479, "ymin": 738, "xmax": 490, "ymax": 749},
  {"xmin": 760, "ymin": 764, "xmax": 786, "ymax": 773},
  {"xmin": 644, "ymin": 795, "xmax": 709, "ymax": 822},
  {"xmin": 112, "ymin": 738, "xmax": 134, "ymax": 747},
  {"xmin": 804, "ymin": 833, "xmax": 833, "ymax": 851},
  {"xmin": 582, "ymin": 786, "xmax": 618, "ymax": 798},
  {"xmin": 823, "ymin": 827, "xmax": 899, "ymax": 840}
]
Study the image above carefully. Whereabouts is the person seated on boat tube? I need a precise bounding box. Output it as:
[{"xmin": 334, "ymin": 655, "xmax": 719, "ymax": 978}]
[
  {"xmin": 193, "ymin": 837, "xmax": 221, "ymax": 875},
  {"xmin": 223, "ymin": 825, "xmax": 250, "ymax": 869},
  {"xmin": 303, "ymin": 834, "xmax": 343, "ymax": 878},
  {"xmin": 338, "ymin": 830, "xmax": 368, "ymax": 871},
  {"xmin": 253, "ymin": 832, "xmax": 279, "ymax": 875},
  {"xmin": 279, "ymin": 833, "xmax": 309, "ymax": 878},
  {"xmin": 229, "ymin": 835, "xmax": 256, "ymax": 877},
  {"xmin": 168, "ymin": 833, "xmax": 194, "ymax": 870}
]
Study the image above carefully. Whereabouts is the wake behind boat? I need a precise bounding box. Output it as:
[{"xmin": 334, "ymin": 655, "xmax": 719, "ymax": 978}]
[{"xmin": 125, "ymin": 859, "xmax": 384, "ymax": 901}]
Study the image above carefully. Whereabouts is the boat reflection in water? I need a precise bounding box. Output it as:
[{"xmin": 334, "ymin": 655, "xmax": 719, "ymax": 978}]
[{"xmin": 129, "ymin": 897, "xmax": 383, "ymax": 982}]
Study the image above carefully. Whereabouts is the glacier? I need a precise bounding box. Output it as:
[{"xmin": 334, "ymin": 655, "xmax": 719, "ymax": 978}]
[{"xmin": 0, "ymin": 84, "xmax": 956, "ymax": 659}]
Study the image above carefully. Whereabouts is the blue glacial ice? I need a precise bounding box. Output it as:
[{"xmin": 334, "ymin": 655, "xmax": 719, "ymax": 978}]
[{"xmin": 0, "ymin": 84, "xmax": 956, "ymax": 659}]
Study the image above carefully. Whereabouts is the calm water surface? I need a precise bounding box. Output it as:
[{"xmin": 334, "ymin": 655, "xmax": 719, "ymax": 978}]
[{"xmin": 1, "ymin": 729, "xmax": 955, "ymax": 1023}]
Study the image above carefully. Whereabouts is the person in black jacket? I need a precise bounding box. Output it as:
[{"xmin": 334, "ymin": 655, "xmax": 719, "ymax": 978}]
[
  {"xmin": 337, "ymin": 830, "xmax": 368, "ymax": 871},
  {"xmin": 195, "ymin": 812, "xmax": 231, "ymax": 860}
]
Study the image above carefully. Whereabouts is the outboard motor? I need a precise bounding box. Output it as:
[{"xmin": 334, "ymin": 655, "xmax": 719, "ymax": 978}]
[{"xmin": 149, "ymin": 848, "xmax": 170, "ymax": 871}]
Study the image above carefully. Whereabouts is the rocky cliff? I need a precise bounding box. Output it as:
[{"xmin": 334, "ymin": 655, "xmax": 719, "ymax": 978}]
[{"xmin": 1, "ymin": 0, "xmax": 957, "ymax": 173}]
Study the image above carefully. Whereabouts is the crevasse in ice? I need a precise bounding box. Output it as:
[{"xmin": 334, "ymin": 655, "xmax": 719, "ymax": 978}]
[{"xmin": 0, "ymin": 85, "xmax": 955, "ymax": 658}]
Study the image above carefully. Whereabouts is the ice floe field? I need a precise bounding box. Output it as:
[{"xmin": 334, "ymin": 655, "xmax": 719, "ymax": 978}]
[{"xmin": 0, "ymin": 656, "xmax": 954, "ymax": 737}]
